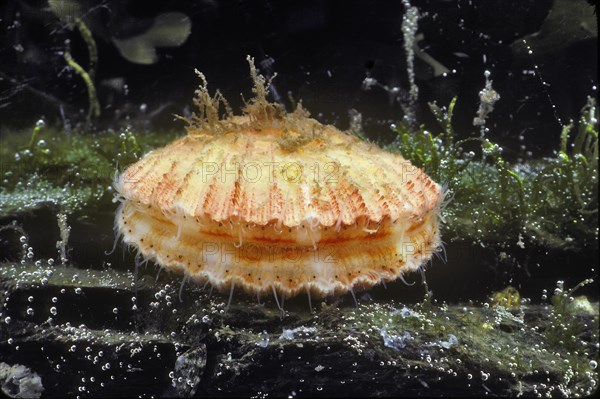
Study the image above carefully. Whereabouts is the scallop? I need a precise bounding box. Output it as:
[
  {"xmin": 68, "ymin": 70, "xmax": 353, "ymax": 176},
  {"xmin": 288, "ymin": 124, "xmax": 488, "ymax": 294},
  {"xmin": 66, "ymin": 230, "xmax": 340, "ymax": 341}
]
[{"xmin": 114, "ymin": 56, "xmax": 444, "ymax": 300}]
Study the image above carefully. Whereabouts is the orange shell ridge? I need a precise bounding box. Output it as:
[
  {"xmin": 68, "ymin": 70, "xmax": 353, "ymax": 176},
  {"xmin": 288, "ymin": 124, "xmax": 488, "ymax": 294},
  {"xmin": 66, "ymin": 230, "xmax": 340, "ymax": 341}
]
[{"xmin": 114, "ymin": 56, "xmax": 444, "ymax": 299}]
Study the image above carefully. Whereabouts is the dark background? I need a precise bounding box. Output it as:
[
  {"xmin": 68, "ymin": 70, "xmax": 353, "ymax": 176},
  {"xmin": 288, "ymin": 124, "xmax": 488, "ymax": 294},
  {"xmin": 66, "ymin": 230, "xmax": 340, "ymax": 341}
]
[{"xmin": 1, "ymin": 0, "xmax": 597, "ymax": 157}]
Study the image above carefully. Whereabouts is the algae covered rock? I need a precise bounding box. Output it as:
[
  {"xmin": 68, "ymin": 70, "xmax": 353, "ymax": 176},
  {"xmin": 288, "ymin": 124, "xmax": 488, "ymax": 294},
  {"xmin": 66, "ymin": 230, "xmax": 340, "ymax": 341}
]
[{"xmin": 1, "ymin": 262, "xmax": 597, "ymax": 397}]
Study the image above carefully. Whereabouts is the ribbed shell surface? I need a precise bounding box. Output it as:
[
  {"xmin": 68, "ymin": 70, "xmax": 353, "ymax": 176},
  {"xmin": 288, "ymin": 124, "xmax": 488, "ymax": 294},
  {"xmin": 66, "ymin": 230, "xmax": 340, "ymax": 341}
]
[
  {"xmin": 118, "ymin": 122, "xmax": 440, "ymax": 228},
  {"xmin": 115, "ymin": 118, "xmax": 444, "ymax": 298}
]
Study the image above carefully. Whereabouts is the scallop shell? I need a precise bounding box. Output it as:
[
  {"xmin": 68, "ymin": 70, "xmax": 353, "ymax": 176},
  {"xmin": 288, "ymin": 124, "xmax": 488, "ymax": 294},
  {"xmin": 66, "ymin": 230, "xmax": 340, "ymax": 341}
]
[{"xmin": 114, "ymin": 58, "xmax": 444, "ymax": 299}]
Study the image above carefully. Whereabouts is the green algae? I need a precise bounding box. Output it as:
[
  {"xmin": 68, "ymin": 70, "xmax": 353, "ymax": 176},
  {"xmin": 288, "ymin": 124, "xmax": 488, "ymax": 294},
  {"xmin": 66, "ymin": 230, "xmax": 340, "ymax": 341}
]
[
  {"xmin": 342, "ymin": 296, "xmax": 598, "ymax": 396},
  {"xmin": 0, "ymin": 124, "xmax": 179, "ymax": 218},
  {"xmin": 389, "ymin": 96, "xmax": 598, "ymax": 251},
  {"xmin": 490, "ymin": 286, "xmax": 521, "ymax": 310}
]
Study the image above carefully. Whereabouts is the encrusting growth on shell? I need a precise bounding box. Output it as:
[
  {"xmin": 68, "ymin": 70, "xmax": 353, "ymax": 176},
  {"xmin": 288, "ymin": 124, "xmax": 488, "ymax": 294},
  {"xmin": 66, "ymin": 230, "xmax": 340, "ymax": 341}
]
[
  {"xmin": 178, "ymin": 56, "xmax": 324, "ymax": 151},
  {"xmin": 115, "ymin": 56, "xmax": 445, "ymax": 300}
]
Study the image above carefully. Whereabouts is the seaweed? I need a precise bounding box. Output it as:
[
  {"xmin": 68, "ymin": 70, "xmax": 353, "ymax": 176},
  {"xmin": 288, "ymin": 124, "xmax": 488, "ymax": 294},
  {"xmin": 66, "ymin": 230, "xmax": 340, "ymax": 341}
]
[
  {"xmin": 388, "ymin": 96, "xmax": 598, "ymax": 251},
  {"xmin": 62, "ymin": 18, "xmax": 101, "ymax": 125},
  {"xmin": 490, "ymin": 286, "xmax": 521, "ymax": 309},
  {"xmin": 63, "ymin": 51, "xmax": 100, "ymax": 122},
  {"xmin": 546, "ymin": 278, "xmax": 596, "ymax": 351},
  {"xmin": 0, "ymin": 124, "xmax": 178, "ymax": 217}
]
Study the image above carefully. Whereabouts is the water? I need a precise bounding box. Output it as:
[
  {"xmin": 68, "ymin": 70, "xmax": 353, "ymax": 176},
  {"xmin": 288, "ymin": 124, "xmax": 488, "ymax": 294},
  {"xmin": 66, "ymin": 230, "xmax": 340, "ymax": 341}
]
[{"xmin": 0, "ymin": 0, "xmax": 598, "ymax": 397}]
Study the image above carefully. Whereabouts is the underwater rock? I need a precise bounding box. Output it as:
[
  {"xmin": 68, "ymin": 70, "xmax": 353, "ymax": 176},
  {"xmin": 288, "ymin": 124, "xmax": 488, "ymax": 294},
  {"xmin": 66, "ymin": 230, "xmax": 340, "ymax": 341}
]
[
  {"xmin": 279, "ymin": 326, "xmax": 318, "ymax": 341},
  {"xmin": 169, "ymin": 346, "xmax": 207, "ymax": 397},
  {"xmin": 0, "ymin": 362, "xmax": 44, "ymax": 399},
  {"xmin": 1, "ymin": 262, "xmax": 597, "ymax": 397},
  {"xmin": 380, "ymin": 327, "xmax": 412, "ymax": 351},
  {"xmin": 0, "ymin": 263, "xmax": 181, "ymax": 396}
]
